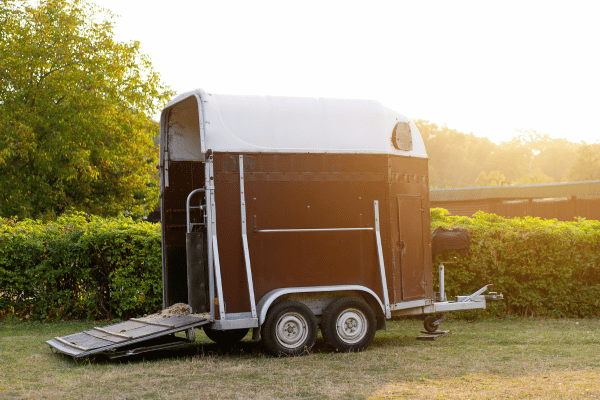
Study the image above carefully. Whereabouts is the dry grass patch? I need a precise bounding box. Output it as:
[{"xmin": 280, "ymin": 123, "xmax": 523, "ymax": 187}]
[{"xmin": 373, "ymin": 370, "xmax": 600, "ymax": 399}]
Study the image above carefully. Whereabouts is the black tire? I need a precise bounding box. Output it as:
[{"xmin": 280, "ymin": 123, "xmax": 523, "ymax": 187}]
[
  {"xmin": 203, "ymin": 326, "xmax": 249, "ymax": 345},
  {"xmin": 424, "ymin": 315, "xmax": 439, "ymax": 333},
  {"xmin": 261, "ymin": 300, "xmax": 318, "ymax": 357},
  {"xmin": 321, "ymin": 297, "xmax": 376, "ymax": 352}
]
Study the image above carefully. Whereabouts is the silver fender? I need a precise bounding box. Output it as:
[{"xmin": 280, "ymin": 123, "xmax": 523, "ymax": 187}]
[{"xmin": 256, "ymin": 285, "xmax": 385, "ymax": 326}]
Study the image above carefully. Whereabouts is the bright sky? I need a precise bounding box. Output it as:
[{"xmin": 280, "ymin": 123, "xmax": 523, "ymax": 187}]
[{"xmin": 91, "ymin": 0, "xmax": 600, "ymax": 145}]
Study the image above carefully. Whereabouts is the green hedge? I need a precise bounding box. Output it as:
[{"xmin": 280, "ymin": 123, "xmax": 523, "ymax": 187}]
[
  {"xmin": 431, "ymin": 208, "xmax": 600, "ymax": 317},
  {"xmin": 0, "ymin": 213, "xmax": 162, "ymax": 320},
  {"xmin": 2, "ymin": 210, "xmax": 599, "ymax": 320}
]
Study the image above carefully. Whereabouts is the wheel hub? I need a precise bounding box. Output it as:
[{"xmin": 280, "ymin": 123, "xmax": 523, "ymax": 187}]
[
  {"xmin": 276, "ymin": 312, "xmax": 308, "ymax": 349},
  {"xmin": 336, "ymin": 308, "xmax": 367, "ymax": 344}
]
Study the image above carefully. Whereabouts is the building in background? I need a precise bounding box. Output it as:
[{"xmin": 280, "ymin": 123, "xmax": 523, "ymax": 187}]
[{"xmin": 430, "ymin": 181, "xmax": 600, "ymax": 221}]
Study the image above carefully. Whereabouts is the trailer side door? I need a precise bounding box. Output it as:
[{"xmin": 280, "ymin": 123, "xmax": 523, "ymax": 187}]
[{"xmin": 395, "ymin": 195, "xmax": 427, "ymax": 301}]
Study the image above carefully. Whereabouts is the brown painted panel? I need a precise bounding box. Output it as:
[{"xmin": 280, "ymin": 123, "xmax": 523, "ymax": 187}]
[
  {"xmin": 213, "ymin": 179, "xmax": 250, "ymax": 314},
  {"xmin": 397, "ymin": 196, "xmax": 426, "ymax": 300},
  {"xmin": 213, "ymin": 153, "xmax": 390, "ymax": 312},
  {"xmin": 246, "ymin": 182, "xmax": 383, "ymax": 304},
  {"xmin": 387, "ymin": 156, "xmax": 432, "ymax": 302},
  {"xmin": 215, "ymin": 188, "xmax": 386, "ymax": 310}
]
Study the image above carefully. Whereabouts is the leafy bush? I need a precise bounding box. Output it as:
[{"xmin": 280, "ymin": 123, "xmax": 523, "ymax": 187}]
[
  {"xmin": 431, "ymin": 208, "xmax": 600, "ymax": 317},
  {"xmin": 0, "ymin": 212, "xmax": 162, "ymax": 320},
  {"xmin": 2, "ymin": 209, "xmax": 599, "ymax": 320}
]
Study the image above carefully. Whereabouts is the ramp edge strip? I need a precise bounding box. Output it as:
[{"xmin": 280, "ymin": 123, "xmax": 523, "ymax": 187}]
[
  {"xmin": 53, "ymin": 336, "xmax": 90, "ymax": 351},
  {"xmin": 130, "ymin": 317, "xmax": 173, "ymax": 328},
  {"xmin": 93, "ymin": 327, "xmax": 132, "ymax": 339}
]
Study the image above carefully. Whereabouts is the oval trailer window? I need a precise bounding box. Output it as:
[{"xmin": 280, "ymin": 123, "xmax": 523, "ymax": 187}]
[{"xmin": 392, "ymin": 122, "xmax": 413, "ymax": 151}]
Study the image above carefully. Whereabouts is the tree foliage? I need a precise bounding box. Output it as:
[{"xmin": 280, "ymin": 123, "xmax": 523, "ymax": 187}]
[
  {"xmin": 0, "ymin": 0, "xmax": 173, "ymax": 218},
  {"xmin": 530, "ymin": 137, "xmax": 579, "ymax": 182},
  {"xmin": 512, "ymin": 168, "xmax": 553, "ymax": 186},
  {"xmin": 416, "ymin": 120, "xmax": 496, "ymax": 188},
  {"xmin": 567, "ymin": 144, "xmax": 600, "ymax": 182},
  {"xmin": 417, "ymin": 120, "xmax": 598, "ymax": 188},
  {"xmin": 475, "ymin": 170, "xmax": 507, "ymax": 187}
]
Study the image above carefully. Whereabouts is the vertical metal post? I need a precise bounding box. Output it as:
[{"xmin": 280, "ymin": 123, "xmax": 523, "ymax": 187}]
[
  {"xmin": 207, "ymin": 161, "xmax": 226, "ymax": 320},
  {"xmin": 439, "ymin": 262, "xmax": 446, "ymax": 302},
  {"xmin": 160, "ymin": 113, "xmax": 168, "ymax": 310},
  {"xmin": 204, "ymin": 161, "xmax": 213, "ymax": 320},
  {"xmin": 374, "ymin": 200, "xmax": 391, "ymax": 318},
  {"xmin": 239, "ymin": 156, "xmax": 257, "ymax": 318},
  {"xmin": 205, "ymin": 156, "xmax": 217, "ymax": 321}
]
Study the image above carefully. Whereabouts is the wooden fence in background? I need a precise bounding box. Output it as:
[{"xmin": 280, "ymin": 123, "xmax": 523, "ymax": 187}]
[{"xmin": 430, "ymin": 181, "xmax": 600, "ymax": 221}]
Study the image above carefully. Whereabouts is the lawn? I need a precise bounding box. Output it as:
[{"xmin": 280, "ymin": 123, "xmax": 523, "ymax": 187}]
[{"xmin": 1, "ymin": 317, "xmax": 599, "ymax": 399}]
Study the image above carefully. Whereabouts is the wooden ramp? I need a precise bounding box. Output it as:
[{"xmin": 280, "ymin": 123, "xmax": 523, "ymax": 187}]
[{"xmin": 46, "ymin": 313, "xmax": 210, "ymax": 359}]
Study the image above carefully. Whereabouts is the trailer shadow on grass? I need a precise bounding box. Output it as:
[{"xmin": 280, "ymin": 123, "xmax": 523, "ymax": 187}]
[
  {"xmin": 55, "ymin": 328, "xmax": 413, "ymax": 366},
  {"xmin": 52, "ymin": 340, "xmax": 258, "ymax": 365},
  {"xmin": 58, "ymin": 333, "xmax": 354, "ymax": 365}
]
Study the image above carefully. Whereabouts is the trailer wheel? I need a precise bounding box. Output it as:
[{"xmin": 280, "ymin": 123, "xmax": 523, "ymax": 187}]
[
  {"xmin": 203, "ymin": 326, "xmax": 249, "ymax": 345},
  {"xmin": 322, "ymin": 297, "xmax": 376, "ymax": 352},
  {"xmin": 262, "ymin": 300, "xmax": 317, "ymax": 357},
  {"xmin": 423, "ymin": 315, "xmax": 439, "ymax": 333}
]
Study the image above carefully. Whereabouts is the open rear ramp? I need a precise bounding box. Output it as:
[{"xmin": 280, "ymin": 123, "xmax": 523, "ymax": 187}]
[{"xmin": 46, "ymin": 313, "xmax": 210, "ymax": 359}]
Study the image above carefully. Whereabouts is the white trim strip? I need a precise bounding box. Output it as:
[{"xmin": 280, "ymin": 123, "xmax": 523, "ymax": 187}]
[
  {"xmin": 54, "ymin": 337, "xmax": 90, "ymax": 351},
  {"xmin": 93, "ymin": 327, "xmax": 132, "ymax": 339},
  {"xmin": 255, "ymin": 227, "xmax": 374, "ymax": 233}
]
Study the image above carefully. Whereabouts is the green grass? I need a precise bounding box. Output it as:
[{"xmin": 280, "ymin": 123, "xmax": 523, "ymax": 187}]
[{"xmin": 1, "ymin": 317, "xmax": 600, "ymax": 399}]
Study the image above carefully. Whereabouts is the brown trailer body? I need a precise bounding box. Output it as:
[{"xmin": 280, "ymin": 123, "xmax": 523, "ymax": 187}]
[{"xmin": 162, "ymin": 154, "xmax": 432, "ymax": 314}]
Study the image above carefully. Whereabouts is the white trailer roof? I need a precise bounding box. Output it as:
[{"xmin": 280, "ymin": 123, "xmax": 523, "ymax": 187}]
[{"xmin": 162, "ymin": 89, "xmax": 427, "ymax": 159}]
